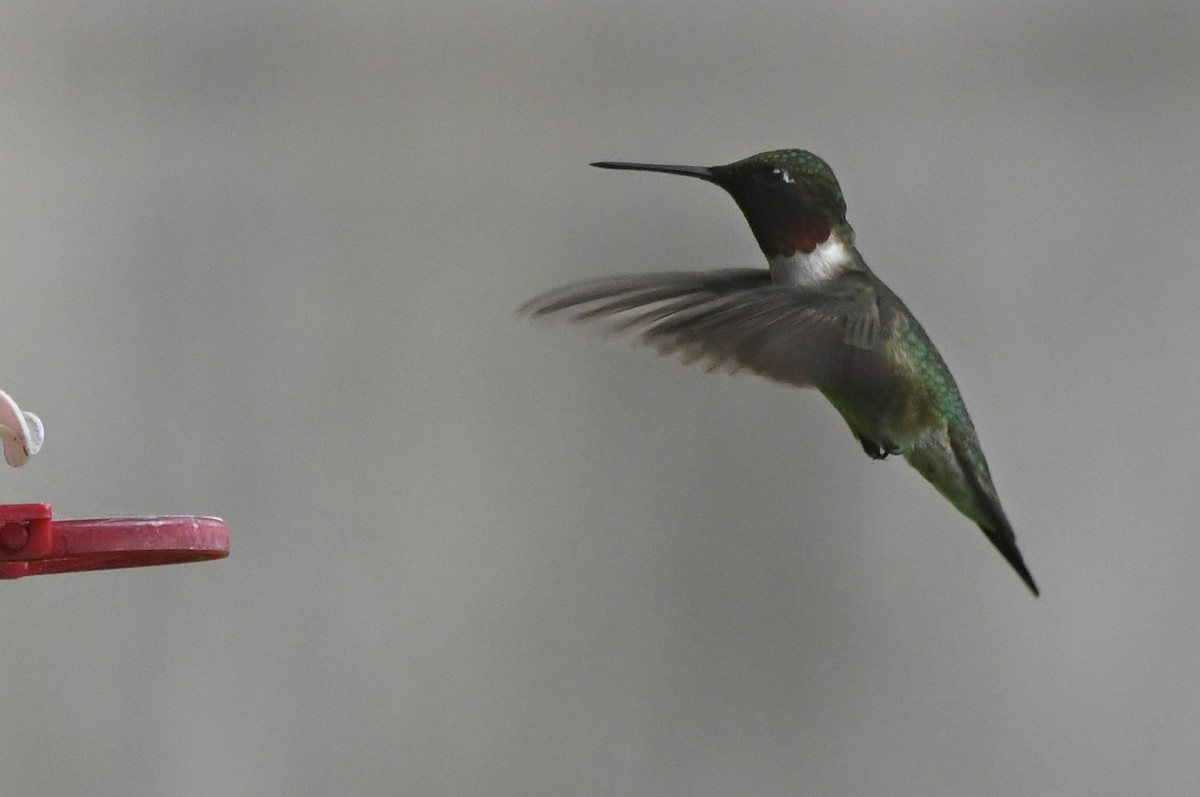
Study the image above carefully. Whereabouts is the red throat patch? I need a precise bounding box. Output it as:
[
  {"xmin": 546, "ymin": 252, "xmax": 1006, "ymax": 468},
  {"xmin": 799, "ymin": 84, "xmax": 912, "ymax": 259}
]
[{"xmin": 784, "ymin": 217, "xmax": 832, "ymax": 256}]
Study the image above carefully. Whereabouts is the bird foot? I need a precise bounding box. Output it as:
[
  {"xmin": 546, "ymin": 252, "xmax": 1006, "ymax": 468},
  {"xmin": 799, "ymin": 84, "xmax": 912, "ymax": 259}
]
[{"xmin": 858, "ymin": 436, "xmax": 901, "ymax": 460}]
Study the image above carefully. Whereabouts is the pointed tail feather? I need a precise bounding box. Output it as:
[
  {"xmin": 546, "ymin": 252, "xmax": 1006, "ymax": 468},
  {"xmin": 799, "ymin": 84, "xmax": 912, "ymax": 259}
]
[
  {"xmin": 946, "ymin": 429, "xmax": 1039, "ymax": 596},
  {"xmin": 978, "ymin": 517, "xmax": 1039, "ymax": 596}
]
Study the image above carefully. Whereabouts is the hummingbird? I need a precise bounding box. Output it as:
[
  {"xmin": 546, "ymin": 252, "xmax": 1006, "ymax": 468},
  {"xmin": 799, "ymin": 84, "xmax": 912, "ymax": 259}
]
[{"xmin": 520, "ymin": 149, "xmax": 1037, "ymax": 595}]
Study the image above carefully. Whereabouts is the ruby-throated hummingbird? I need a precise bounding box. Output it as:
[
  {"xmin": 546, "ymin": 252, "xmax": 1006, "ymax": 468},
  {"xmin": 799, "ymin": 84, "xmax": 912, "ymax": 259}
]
[{"xmin": 520, "ymin": 149, "xmax": 1038, "ymax": 595}]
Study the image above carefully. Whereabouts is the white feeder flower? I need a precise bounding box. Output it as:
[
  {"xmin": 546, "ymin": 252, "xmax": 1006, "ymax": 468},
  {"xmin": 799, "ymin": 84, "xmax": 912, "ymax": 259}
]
[{"xmin": 0, "ymin": 389, "xmax": 43, "ymax": 467}]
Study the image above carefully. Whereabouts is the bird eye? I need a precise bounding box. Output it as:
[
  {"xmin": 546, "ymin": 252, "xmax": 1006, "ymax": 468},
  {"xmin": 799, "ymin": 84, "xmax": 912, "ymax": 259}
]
[{"xmin": 756, "ymin": 165, "xmax": 793, "ymax": 184}]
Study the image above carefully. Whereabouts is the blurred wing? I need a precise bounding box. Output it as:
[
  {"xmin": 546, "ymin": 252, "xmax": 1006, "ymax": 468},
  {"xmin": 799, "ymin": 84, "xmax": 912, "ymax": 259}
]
[{"xmin": 520, "ymin": 269, "xmax": 887, "ymax": 391}]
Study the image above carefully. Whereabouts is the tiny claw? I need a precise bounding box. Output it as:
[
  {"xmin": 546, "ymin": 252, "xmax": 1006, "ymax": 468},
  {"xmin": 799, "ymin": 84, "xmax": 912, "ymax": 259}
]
[{"xmin": 858, "ymin": 435, "xmax": 900, "ymax": 460}]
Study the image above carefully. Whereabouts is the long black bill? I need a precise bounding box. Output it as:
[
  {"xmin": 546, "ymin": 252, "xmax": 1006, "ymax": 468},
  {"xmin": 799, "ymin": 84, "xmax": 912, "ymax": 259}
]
[{"xmin": 591, "ymin": 161, "xmax": 717, "ymax": 182}]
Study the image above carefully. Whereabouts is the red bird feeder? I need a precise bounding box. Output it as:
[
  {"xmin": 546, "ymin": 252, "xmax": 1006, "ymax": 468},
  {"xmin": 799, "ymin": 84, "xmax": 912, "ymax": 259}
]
[
  {"xmin": 0, "ymin": 503, "xmax": 229, "ymax": 579},
  {"xmin": 0, "ymin": 388, "xmax": 228, "ymax": 578}
]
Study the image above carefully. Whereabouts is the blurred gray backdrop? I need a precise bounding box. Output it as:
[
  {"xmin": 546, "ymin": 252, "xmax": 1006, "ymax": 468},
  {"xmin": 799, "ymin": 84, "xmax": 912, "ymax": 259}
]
[{"xmin": 1, "ymin": 1, "xmax": 1198, "ymax": 795}]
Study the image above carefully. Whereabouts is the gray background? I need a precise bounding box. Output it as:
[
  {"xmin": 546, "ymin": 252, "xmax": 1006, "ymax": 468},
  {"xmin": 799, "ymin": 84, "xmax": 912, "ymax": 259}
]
[{"xmin": 1, "ymin": 1, "xmax": 1197, "ymax": 795}]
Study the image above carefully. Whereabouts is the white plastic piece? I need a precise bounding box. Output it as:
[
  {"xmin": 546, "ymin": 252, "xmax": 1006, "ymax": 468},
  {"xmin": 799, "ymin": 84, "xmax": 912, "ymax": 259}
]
[{"xmin": 0, "ymin": 389, "xmax": 43, "ymax": 467}]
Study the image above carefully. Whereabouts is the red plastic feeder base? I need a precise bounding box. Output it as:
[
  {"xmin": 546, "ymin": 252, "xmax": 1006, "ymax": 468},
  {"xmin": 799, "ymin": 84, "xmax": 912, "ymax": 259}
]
[{"xmin": 0, "ymin": 503, "xmax": 229, "ymax": 579}]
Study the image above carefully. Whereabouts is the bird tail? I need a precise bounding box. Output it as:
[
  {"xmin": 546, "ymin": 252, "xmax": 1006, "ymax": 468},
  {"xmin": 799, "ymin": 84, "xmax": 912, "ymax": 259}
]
[{"xmin": 948, "ymin": 429, "xmax": 1040, "ymax": 596}]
